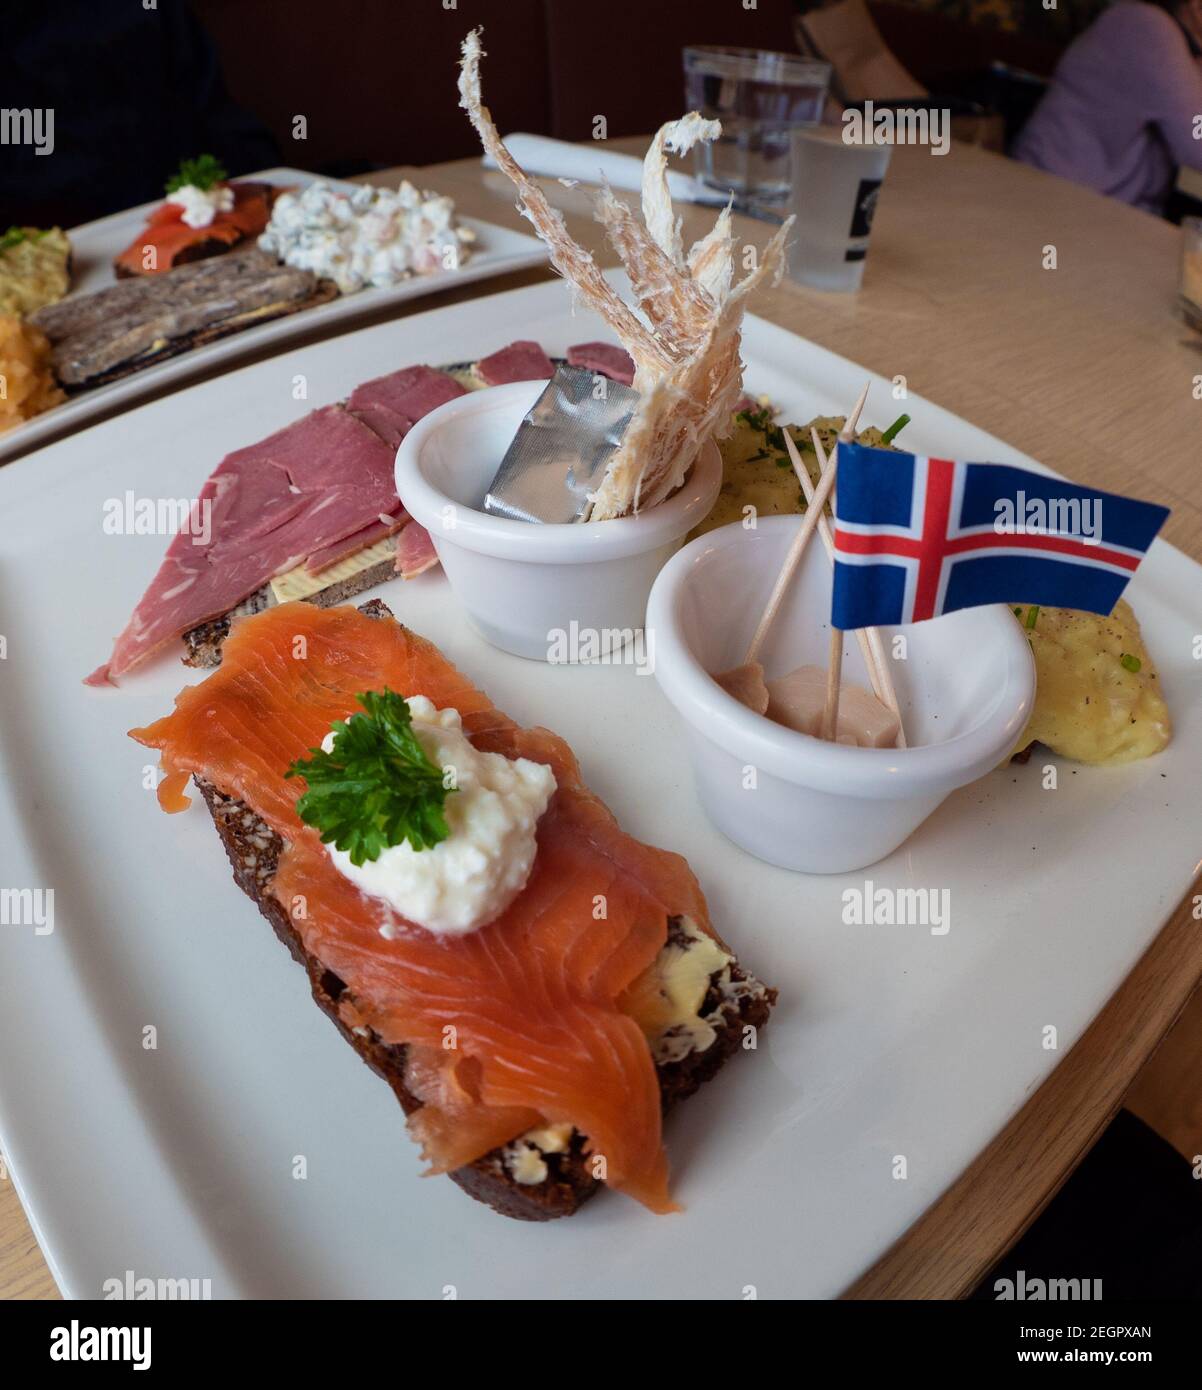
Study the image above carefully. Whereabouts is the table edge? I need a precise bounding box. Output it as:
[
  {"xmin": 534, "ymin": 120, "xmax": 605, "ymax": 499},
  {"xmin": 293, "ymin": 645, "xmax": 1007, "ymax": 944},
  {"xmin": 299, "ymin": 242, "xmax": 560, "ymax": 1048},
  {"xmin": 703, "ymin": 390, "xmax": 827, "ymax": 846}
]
[{"xmin": 842, "ymin": 875, "xmax": 1202, "ymax": 1298}]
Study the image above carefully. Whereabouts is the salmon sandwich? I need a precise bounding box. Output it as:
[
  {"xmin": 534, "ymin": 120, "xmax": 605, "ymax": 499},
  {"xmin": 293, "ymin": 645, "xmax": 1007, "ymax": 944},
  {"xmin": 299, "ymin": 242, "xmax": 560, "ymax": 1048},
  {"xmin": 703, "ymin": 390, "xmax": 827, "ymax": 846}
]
[{"xmin": 132, "ymin": 600, "xmax": 776, "ymax": 1218}]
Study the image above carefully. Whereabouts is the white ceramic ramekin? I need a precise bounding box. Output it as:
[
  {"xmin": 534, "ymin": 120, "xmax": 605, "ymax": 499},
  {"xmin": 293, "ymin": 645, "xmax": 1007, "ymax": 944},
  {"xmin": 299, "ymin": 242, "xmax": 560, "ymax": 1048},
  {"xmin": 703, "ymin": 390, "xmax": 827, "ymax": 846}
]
[
  {"xmin": 395, "ymin": 380, "xmax": 723, "ymax": 660},
  {"xmin": 646, "ymin": 516, "xmax": 1036, "ymax": 873}
]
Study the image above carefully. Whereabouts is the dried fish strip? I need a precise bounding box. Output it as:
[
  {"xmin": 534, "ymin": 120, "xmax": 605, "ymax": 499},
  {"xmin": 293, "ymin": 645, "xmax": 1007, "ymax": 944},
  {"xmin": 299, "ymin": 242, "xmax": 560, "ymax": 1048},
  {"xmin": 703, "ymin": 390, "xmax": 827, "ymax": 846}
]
[{"xmin": 457, "ymin": 27, "xmax": 793, "ymax": 520}]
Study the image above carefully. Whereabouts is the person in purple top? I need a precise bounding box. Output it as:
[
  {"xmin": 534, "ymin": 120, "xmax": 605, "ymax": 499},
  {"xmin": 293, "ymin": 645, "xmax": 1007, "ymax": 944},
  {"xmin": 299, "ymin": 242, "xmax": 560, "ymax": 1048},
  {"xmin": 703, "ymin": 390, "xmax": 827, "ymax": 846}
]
[{"xmin": 1014, "ymin": 0, "xmax": 1202, "ymax": 215}]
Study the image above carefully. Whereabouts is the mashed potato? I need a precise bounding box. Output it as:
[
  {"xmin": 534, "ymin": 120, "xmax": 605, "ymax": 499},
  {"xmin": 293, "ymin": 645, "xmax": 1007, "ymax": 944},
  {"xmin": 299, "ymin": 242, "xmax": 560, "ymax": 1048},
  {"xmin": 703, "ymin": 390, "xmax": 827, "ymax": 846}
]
[
  {"xmin": 0, "ymin": 227, "xmax": 71, "ymax": 317},
  {"xmin": 689, "ymin": 405, "xmax": 890, "ymax": 539},
  {"xmin": 0, "ymin": 314, "xmax": 65, "ymax": 432},
  {"xmin": 1012, "ymin": 600, "xmax": 1170, "ymax": 765}
]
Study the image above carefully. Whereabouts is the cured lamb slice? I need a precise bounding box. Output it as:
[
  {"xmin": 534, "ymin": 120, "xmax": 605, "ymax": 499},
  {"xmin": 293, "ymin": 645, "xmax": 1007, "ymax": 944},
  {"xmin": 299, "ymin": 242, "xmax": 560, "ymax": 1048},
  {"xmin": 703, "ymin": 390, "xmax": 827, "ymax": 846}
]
[
  {"xmin": 475, "ymin": 339, "xmax": 554, "ymax": 386},
  {"xmin": 306, "ymin": 511, "xmax": 405, "ymax": 574},
  {"xmin": 396, "ymin": 519, "xmax": 439, "ymax": 578},
  {"xmin": 87, "ymin": 405, "xmax": 399, "ymax": 685},
  {"xmin": 348, "ymin": 365, "xmax": 467, "ymax": 450},
  {"xmin": 566, "ymin": 341, "xmax": 635, "ymax": 386}
]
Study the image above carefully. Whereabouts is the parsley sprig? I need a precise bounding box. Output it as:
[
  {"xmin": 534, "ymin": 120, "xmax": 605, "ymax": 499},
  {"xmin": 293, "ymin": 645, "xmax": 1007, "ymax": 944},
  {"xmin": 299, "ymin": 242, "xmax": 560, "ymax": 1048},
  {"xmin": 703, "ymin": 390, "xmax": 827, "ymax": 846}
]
[
  {"xmin": 166, "ymin": 154, "xmax": 228, "ymax": 194},
  {"xmin": 285, "ymin": 689, "xmax": 454, "ymax": 865}
]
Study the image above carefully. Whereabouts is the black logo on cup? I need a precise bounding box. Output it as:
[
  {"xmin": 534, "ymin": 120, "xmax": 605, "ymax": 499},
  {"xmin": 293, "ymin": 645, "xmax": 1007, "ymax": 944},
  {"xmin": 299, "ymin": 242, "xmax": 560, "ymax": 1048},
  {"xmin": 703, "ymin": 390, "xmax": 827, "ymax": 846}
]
[{"xmin": 846, "ymin": 178, "xmax": 882, "ymax": 262}]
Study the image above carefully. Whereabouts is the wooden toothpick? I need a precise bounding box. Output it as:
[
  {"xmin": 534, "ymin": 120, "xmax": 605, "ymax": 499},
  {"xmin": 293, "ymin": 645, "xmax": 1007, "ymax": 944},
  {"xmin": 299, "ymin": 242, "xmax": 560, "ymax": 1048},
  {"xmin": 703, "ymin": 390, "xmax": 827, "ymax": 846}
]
[
  {"xmin": 802, "ymin": 426, "xmax": 907, "ymax": 749},
  {"xmin": 743, "ymin": 456, "xmax": 839, "ymax": 667},
  {"xmin": 785, "ymin": 429, "xmax": 884, "ymax": 698},
  {"xmin": 740, "ymin": 380, "xmax": 907, "ymax": 751},
  {"xmin": 817, "ymin": 389, "xmax": 863, "ymax": 749},
  {"xmin": 822, "ymin": 626, "xmax": 844, "ymax": 740},
  {"xmin": 842, "ymin": 381, "xmax": 870, "ymax": 441}
]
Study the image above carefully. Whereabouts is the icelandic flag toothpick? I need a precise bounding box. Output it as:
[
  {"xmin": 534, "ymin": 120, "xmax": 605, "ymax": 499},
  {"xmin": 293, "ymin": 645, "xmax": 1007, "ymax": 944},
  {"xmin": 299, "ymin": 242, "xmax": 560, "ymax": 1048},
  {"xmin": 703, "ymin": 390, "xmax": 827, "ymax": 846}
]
[{"xmin": 830, "ymin": 444, "xmax": 1169, "ymax": 629}]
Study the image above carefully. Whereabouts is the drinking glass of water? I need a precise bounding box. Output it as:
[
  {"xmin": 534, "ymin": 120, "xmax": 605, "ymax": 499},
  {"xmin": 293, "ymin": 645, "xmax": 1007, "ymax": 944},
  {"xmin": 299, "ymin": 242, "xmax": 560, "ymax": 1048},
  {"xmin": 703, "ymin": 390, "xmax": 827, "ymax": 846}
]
[{"xmin": 683, "ymin": 46, "xmax": 831, "ymax": 210}]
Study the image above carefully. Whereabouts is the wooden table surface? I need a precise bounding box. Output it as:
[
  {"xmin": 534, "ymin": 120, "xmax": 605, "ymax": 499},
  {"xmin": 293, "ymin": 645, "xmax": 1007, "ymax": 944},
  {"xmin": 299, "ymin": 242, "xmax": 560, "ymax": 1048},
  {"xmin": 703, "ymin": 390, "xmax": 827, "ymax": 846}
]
[{"xmin": 4, "ymin": 136, "xmax": 1200, "ymax": 1300}]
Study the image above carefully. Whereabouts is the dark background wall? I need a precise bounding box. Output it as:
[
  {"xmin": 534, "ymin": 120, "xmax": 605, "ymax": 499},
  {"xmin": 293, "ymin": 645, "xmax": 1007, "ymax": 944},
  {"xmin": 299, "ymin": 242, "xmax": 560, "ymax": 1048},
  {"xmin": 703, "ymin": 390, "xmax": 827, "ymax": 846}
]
[
  {"xmin": 190, "ymin": 0, "xmax": 803, "ymax": 171},
  {"xmin": 2, "ymin": 0, "xmax": 1102, "ymax": 226},
  {"xmin": 193, "ymin": 0, "xmax": 1086, "ymax": 172}
]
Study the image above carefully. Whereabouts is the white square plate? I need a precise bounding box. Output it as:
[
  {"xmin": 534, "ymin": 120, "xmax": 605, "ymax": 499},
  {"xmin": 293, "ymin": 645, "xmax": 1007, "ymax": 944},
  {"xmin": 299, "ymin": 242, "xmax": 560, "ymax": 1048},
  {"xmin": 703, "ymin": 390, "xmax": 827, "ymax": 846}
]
[
  {"xmin": 1, "ymin": 274, "xmax": 1199, "ymax": 1298},
  {"xmin": 0, "ymin": 167, "xmax": 547, "ymax": 463}
]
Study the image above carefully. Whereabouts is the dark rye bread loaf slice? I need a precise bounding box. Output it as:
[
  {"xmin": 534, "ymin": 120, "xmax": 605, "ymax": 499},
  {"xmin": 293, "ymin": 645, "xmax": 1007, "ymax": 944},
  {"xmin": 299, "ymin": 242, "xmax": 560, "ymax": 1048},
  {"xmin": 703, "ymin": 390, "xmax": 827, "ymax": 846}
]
[
  {"xmin": 182, "ymin": 557, "xmax": 397, "ymax": 668},
  {"xmin": 194, "ymin": 598, "xmax": 776, "ymax": 1219}
]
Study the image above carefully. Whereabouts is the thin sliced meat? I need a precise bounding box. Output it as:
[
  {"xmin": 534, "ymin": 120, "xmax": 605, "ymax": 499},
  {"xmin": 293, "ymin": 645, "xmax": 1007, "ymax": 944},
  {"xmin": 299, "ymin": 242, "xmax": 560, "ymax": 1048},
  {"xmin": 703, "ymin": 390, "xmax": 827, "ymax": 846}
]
[
  {"xmin": 346, "ymin": 402, "xmax": 412, "ymax": 452},
  {"xmin": 566, "ymin": 341, "xmax": 635, "ymax": 386},
  {"xmin": 86, "ymin": 359, "xmax": 466, "ymax": 684},
  {"xmin": 306, "ymin": 509, "xmax": 406, "ymax": 574},
  {"xmin": 475, "ymin": 340, "xmax": 554, "ymax": 386},
  {"xmin": 87, "ymin": 406, "xmax": 398, "ymax": 685},
  {"xmin": 395, "ymin": 520, "xmax": 438, "ymax": 578},
  {"xmin": 346, "ymin": 369, "xmax": 467, "ymax": 577},
  {"xmin": 348, "ymin": 365, "xmax": 466, "ymax": 448},
  {"xmin": 131, "ymin": 603, "xmax": 714, "ymax": 1211}
]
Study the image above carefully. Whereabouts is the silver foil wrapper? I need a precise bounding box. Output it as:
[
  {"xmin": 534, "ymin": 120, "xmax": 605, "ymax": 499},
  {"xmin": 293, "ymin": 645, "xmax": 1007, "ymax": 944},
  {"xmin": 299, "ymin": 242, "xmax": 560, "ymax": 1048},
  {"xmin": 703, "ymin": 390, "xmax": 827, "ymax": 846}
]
[{"xmin": 483, "ymin": 365, "xmax": 639, "ymax": 523}]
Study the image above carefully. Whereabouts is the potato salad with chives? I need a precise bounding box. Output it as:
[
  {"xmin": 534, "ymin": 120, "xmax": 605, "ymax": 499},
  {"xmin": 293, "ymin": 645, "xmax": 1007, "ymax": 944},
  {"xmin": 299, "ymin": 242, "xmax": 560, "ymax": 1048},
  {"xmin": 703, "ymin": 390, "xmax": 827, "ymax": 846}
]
[
  {"xmin": 688, "ymin": 405, "xmax": 896, "ymax": 540},
  {"xmin": 259, "ymin": 180, "xmax": 475, "ymax": 294}
]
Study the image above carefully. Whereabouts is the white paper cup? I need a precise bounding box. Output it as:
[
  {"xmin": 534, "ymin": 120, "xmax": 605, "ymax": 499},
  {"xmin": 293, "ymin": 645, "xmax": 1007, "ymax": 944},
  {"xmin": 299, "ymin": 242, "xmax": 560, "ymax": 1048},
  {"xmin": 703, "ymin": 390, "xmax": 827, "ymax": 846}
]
[{"xmin": 787, "ymin": 127, "xmax": 892, "ymax": 292}]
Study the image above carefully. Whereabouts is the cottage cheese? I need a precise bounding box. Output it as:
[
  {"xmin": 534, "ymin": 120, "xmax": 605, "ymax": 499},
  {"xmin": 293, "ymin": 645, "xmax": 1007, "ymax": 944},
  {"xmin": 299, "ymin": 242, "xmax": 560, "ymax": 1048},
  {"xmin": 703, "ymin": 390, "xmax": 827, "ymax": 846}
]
[
  {"xmin": 168, "ymin": 183, "xmax": 235, "ymax": 229},
  {"xmin": 323, "ymin": 696, "xmax": 555, "ymax": 934}
]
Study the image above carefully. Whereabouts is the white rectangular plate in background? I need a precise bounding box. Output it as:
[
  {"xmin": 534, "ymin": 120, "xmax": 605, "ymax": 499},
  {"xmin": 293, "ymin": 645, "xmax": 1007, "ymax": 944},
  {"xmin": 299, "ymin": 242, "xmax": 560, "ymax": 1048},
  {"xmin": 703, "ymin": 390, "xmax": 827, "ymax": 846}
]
[
  {"xmin": 0, "ymin": 167, "xmax": 547, "ymax": 463},
  {"xmin": 0, "ymin": 274, "xmax": 1200, "ymax": 1298}
]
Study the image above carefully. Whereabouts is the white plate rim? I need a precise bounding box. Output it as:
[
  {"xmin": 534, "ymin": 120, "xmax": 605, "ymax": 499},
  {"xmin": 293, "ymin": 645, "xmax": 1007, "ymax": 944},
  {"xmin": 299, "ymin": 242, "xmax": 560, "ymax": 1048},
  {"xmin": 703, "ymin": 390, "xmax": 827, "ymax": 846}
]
[
  {"xmin": 0, "ymin": 166, "xmax": 548, "ymax": 464},
  {"xmin": 0, "ymin": 271, "xmax": 1199, "ymax": 1299}
]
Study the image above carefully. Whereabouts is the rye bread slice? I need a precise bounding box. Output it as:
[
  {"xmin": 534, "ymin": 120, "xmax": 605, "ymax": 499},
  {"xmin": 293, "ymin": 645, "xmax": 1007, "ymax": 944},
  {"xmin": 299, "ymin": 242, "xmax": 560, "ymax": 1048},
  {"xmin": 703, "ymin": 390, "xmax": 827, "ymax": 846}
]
[
  {"xmin": 182, "ymin": 557, "xmax": 397, "ymax": 668},
  {"xmin": 192, "ymin": 598, "xmax": 777, "ymax": 1219}
]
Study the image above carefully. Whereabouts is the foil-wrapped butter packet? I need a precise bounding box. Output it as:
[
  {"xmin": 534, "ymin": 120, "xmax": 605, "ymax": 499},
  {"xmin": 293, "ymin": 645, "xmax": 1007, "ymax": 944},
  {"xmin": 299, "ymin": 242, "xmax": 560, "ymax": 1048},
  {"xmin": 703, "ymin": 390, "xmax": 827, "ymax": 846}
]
[{"xmin": 483, "ymin": 365, "xmax": 639, "ymax": 523}]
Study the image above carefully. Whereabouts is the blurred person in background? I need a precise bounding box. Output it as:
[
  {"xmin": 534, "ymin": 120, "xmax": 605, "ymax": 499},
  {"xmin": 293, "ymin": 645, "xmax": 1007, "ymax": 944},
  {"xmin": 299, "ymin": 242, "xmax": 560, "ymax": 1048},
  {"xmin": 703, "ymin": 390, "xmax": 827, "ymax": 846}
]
[
  {"xmin": 1014, "ymin": 0, "xmax": 1202, "ymax": 216},
  {"xmin": 0, "ymin": 0, "xmax": 278, "ymax": 227}
]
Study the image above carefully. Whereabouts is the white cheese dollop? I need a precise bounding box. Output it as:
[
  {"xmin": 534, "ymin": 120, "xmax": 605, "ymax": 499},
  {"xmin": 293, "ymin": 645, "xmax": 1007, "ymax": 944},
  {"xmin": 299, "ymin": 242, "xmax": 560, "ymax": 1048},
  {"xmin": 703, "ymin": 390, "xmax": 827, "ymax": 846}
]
[
  {"xmin": 257, "ymin": 179, "xmax": 475, "ymax": 294},
  {"xmin": 322, "ymin": 696, "xmax": 555, "ymax": 936},
  {"xmin": 168, "ymin": 183, "xmax": 235, "ymax": 229}
]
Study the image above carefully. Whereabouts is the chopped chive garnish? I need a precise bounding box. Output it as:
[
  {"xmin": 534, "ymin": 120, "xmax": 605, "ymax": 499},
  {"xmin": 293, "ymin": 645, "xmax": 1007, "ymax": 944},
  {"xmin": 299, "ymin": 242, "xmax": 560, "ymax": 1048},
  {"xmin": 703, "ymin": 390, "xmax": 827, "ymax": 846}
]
[
  {"xmin": 880, "ymin": 413, "xmax": 911, "ymax": 446},
  {"xmin": 1120, "ymin": 652, "xmax": 1142, "ymax": 673},
  {"xmin": 1025, "ymin": 605, "xmax": 1040, "ymax": 630}
]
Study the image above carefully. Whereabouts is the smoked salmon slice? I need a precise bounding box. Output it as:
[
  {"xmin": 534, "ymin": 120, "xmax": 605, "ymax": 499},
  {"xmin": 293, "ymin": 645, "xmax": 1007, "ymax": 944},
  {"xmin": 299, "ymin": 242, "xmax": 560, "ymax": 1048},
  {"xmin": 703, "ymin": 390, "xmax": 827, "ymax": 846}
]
[
  {"xmin": 114, "ymin": 183, "xmax": 274, "ymax": 277},
  {"xmin": 131, "ymin": 602, "xmax": 716, "ymax": 1212}
]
